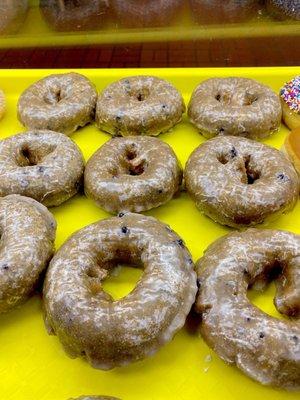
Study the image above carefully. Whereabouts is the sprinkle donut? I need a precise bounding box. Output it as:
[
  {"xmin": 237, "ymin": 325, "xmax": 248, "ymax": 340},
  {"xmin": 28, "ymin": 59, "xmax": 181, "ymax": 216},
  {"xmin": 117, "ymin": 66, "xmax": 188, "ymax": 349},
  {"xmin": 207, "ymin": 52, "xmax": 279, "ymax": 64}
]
[
  {"xmin": 266, "ymin": 0, "xmax": 300, "ymax": 20},
  {"xmin": 96, "ymin": 76, "xmax": 185, "ymax": 137},
  {"xmin": 184, "ymin": 136, "xmax": 299, "ymax": 228},
  {"xmin": 0, "ymin": 194, "xmax": 56, "ymax": 314},
  {"xmin": 188, "ymin": 77, "xmax": 282, "ymax": 139},
  {"xmin": 44, "ymin": 213, "xmax": 197, "ymax": 370},
  {"xmin": 0, "ymin": 130, "xmax": 84, "ymax": 207},
  {"xmin": 195, "ymin": 229, "xmax": 300, "ymax": 389},
  {"xmin": 84, "ymin": 136, "xmax": 182, "ymax": 213},
  {"xmin": 18, "ymin": 73, "xmax": 97, "ymax": 135},
  {"xmin": 280, "ymin": 76, "xmax": 300, "ymax": 130},
  {"xmin": 40, "ymin": 0, "xmax": 109, "ymax": 31}
]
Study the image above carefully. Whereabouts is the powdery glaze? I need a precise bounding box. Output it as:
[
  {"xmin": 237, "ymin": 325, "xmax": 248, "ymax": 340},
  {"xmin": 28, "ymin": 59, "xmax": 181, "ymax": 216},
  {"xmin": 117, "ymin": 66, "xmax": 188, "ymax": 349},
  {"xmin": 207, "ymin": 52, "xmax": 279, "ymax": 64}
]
[
  {"xmin": 0, "ymin": 130, "xmax": 84, "ymax": 207},
  {"xmin": 40, "ymin": 0, "xmax": 109, "ymax": 31},
  {"xmin": 96, "ymin": 76, "xmax": 185, "ymax": 137},
  {"xmin": 266, "ymin": 0, "xmax": 300, "ymax": 20},
  {"xmin": 0, "ymin": 194, "xmax": 56, "ymax": 313},
  {"xmin": 0, "ymin": 0, "xmax": 28, "ymax": 34},
  {"xmin": 188, "ymin": 77, "xmax": 282, "ymax": 139},
  {"xmin": 0, "ymin": 89, "xmax": 5, "ymax": 120},
  {"xmin": 190, "ymin": 0, "xmax": 261, "ymax": 24},
  {"xmin": 84, "ymin": 136, "xmax": 182, "ymax": 214},
  {"xmin": 195, "ymin": 229, "xmax": 300, "ymax": 390},
  {"xmin": 184, "ymin": 136, "xmax": 299, "ymax": 228},
  {"xmin": 110, "ymin": 0, "xmax": 183, "ymax": 27},
  {"xmin": 44, "ymin": 213, "xmax": 197, "ymax": 370},
  {"xmin": 18, "ymin": 73, "xmax": 97, "ymax": 135}
]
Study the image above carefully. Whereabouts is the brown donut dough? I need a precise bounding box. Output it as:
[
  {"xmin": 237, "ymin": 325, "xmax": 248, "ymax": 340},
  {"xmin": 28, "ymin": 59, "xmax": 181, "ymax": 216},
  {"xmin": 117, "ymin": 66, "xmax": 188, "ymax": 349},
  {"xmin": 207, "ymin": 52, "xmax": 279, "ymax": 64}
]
[
  {"xmin": 96, "ymin": 76, "xmax": 185, "ymax": 137},
  {"xmin": 195, "ymin": 229, "xmax": 300, "ymax": 389},
  {"xmin": 0, "ymin": 89, "xmax": 5, "ymax": 120},
  {"xmin": 110, "ymin": 0, "xmax": 183, "ymax": 27},
  {"xmin": 0, "ymin": 194, "xmax": 56, "ymax": 314},
  {"xmin": 44, "ymin": 213, "xmax": 197, "ymax": 370},
  {"xmin": 184, "ymin": 136, "xmax": 299, "ymax": 228},
  {"xmin": 0, "ymin": 0, "xmax": 28, "ymax": 34},
  {"xmin": 84, "ymin": 136, "xmax": 182, "ymax": 213},
  {"xmin": 188, "ymin": 77, "xmax": 282, "ymax": 139},
  {"xmin": 0, "ymin": 130, "xmax": 84, "ymax": 207},
  {"xmin": 40, "ymin": 0, "xmax": 109, "ymax": 31},
  {"xmin": 190, "ymin": 0, "xmax": 261, "ymax": 24},
  {"xmin": 18, "ymin": 73, "xmax": 97, "ymax": 135}
]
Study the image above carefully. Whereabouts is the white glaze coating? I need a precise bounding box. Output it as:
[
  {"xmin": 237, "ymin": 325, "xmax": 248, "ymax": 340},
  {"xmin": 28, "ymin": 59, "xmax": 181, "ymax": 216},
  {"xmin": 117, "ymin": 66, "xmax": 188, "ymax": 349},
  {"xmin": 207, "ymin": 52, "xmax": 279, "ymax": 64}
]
[
  {"xmin": 0, "ymin": 130, "xmax": 85, "ymax": 207},
  {"xmin": 44, "ymin": 213, "xmax": 197, "ymax": 370},
  {"xmin": 40, "ymin": 0, "xmax": 109, "ymax": 31},
  {"xmin": 188, "ymin": 77, "xmax": 282, "ymax": 139},
  {"xmin": 18, "ymin": 73, "xmax": 98, "ymax": 135},
  {"xmin": 195, "ymin": 229, "xmax": 300, "ymax": 389},
  {"xmin": 84, "ymin": 136, "xmax": 182, "ymax": 213},
  {"xmin": 0, "ymin": 0, "xmax": 28, "ymax": 34},
  {"xmin": 184, "ymin": 136, "xmax": 299, "ymax": 228},
  {"xmin": 0, "ymin": 194, "xmax": 56, "ymax": 313},
  {"xmin": 96, "ymin": 76, "xmax": 185, "ymax": 137},
  {"xmin": 110, "ymin": 0, "xmax": 183, "ymax": 27}
]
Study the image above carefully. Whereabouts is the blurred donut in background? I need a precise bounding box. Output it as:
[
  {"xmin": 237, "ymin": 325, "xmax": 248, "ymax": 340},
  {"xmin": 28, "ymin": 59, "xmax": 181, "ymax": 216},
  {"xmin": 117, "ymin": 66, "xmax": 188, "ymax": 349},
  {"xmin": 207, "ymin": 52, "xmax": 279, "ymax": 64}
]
[
  {"xmin": 0, "ymin": 0, "xmax": 28, "ymax": 34},
  {"xmin": 40, "ymin": 0, "xmax": 109, "ymax": 31},
  {"xmin": 189, "ymin": 0, "xmax": 262, "ymax": 24},
  {"xmin": 110, "ymin": 0, "xmax": 184, "ymax": 28},
  {"xmin": 266, "ymin": 0, "xmax": 300, "ymax": 21}
]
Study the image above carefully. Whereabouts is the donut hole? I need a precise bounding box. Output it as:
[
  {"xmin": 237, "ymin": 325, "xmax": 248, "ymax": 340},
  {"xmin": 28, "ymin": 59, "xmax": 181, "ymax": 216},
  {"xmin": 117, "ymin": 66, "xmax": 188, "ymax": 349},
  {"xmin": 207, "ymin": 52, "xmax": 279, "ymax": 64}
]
[
  {"xmin": 243, "ymin": 92, "xmax": 259, "ymax": 106},
  {"xmin": 128, "ymin": 87, "xmax": 150, "ymax": 102},
  {"xmin": 215, "ymin": 92, "xmax": 232, "ymax": 105},
  {"xmin": 58, "ymin": 0, "xmax": 82, "ymax": 11},
  {"xmin": 17, "ymin": 144, "xmax": 56, "ymax": 167},
  {"xmin": 44, "ymin": 88, "xmax": 64, "ymax": 105},
  {"xmin": 243, "ymin": 155, "xmax": 261, "ymax": 185}
]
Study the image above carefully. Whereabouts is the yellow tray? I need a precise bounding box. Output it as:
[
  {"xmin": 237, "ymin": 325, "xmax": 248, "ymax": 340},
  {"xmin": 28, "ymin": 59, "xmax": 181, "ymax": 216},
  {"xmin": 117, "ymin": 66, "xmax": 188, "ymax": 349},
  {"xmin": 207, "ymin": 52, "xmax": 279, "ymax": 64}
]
[
  {"xmin": 0, "ymin": 67, "xmax": 299, "ymax": 400},
  {"xmin": 0, "ymin": 0, "xmax": 299, "ymax": 49}
]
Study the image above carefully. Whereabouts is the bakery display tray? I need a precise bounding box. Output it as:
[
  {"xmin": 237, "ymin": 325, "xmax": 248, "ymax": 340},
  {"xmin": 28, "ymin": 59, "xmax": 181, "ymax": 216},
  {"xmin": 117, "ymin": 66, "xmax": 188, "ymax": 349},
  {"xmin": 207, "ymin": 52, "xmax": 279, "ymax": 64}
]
[
  {"xmin": 0, "ymin": 67, "xmax": 299, "ymax": 400},
  {"xmin": 0, "ymin": 0, "xmax": 299, "ymax": 49}
]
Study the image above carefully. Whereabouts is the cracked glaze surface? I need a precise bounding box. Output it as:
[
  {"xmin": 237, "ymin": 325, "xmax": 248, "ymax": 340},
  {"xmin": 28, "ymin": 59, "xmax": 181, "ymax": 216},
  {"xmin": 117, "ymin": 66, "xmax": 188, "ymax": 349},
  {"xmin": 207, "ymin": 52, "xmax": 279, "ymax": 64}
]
[
  {"xmin": 0, "ymin": 0, "xmax": 28, "ymax": 34},
  {"xmin": 184, "ymin": 136, "xmax": 299, "ymax": 228},
  {"xmin": 0, "ymin": 130, "xmax": 84, "ymax": 207},
  {"xmin": 110, "ymin": 0, "xmax": 183, "ymax": 27},
  {"xmin": 18, "ymin": 73, "xmax": 97, "ymax": 135},
  {"xmin": 195, "ymin": 229, "xmax": 300, "ymax": 390},
  {"xmin": 188, "ymin": 77, "xmax": 282, "ymax": 139},
  {"xmin": 0, "ymin": 194, "xmax": 56, "ymax": 313},
  {"xmin": 40, "ymin": 0, "xmax": 109, "ymax": 31},
  {"xmin": 44, "ymin": 213, "xmax": 197, "ymax": 370},
  {"xmin": 266, "ymin": 0, "xmax": 300, "ymax": 20},
  {"xmin": 96, "ymin": 76, "xmax": 185, "ymax": 137},
  {"xmin": 190, "ymin": 0, "xmax": 261, "ymax": 23},
  {"xmin": 84, "ymin": 136, "xmax": 182, "ymax": 214}
]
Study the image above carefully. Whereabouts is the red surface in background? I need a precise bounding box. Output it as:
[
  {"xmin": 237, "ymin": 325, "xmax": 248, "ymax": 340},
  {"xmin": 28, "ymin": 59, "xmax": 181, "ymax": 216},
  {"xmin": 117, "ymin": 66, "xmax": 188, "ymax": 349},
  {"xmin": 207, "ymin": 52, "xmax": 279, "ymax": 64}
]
[{"xmin": 0, "ymin": 37, "xmax": 298, "ymax": 69}]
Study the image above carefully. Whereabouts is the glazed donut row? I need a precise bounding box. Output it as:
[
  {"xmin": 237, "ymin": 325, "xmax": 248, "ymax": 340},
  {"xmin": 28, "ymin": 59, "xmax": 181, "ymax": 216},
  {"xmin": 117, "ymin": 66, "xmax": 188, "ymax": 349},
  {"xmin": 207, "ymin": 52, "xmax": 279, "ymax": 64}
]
[
  {"xmin": 0, "ymin": 72, "xmax": 300, "ymax": 393},
  {"xmin": 1, "ymin": 1, "xmax": 299, "ymax": 34}
]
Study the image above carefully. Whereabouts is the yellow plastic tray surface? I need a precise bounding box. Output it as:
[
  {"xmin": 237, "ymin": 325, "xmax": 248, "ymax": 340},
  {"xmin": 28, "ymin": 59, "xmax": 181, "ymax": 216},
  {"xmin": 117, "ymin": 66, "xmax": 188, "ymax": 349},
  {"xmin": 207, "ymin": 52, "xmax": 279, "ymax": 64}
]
[
  {"xmin": 0, "ymin": 0, "xmax": 299, "ymax": 48},
  {"xmin": 0, "ymin": 67, "xmax": 299, "ymax": 400}
]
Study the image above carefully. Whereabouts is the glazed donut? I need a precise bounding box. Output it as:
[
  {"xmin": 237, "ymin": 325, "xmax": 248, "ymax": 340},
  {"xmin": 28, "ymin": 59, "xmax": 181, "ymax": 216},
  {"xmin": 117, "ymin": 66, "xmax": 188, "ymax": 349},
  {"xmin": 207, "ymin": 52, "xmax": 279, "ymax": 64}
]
[
  {"xmin": 184, "ymin": 136, "xmax": 299, "ymax": 228},
  {"xmin": 189, "ymin": 0, "xmax": 261, "ymax": 24},
  {"xmin": 110, "ymin": 0, "xmax": 183, "ymax": 27},
  {"xmin": 0, "ymin": 130, "xmax": 84, "ymax": 207},
  {"xmin": 266, "ymin": 0, "xmax": 300, "ymax": 20},
  {"xmin": 0, "ymin": 0, "xmax": 28, "ymax": 35},
  {"xmin": 43, "ymin": 213, "xmax": 197, "ymax": 370},
  {"xmin": 96, "ymin": 76, "xmax": 185, "ymax": 137},
  {"xmin": 188, "ymin": 77, "xmax": 282, "ymax": 139},
  {"xmin": 84, "ymin": 136, "xmax": 182, "ymax": 213},
  {"xmin": 283, "ymin": 128, "xmax": 300, "ymax": 175},
  {"xmin": 0, "ymin": 89, "xmax": 5, "ymax": 120},
  {"xmin": 0, "ymin": 194, "xmax": 56, "ymax": 314},
  {"xmin": 280, "ymin": 76, "xmax": 300, "ymax": 130},
  {"xmin": 18, "ymin": 73, "xmax": 97, "ymax": 135},
  {"xmin": 195, "ymin": 229, "xmax": 300, "ymax": 389},
  {"xmin": 40, "ymin": 0, "xmax": 109, "ymax": 31}
]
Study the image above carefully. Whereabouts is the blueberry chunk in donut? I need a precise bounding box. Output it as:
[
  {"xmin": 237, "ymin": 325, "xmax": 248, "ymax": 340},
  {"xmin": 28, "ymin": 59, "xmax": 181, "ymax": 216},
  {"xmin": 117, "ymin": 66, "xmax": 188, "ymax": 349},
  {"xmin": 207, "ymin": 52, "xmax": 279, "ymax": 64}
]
[{"xmin": 96, "ymin": 76, "xmax": 185, "ymax": 137}]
